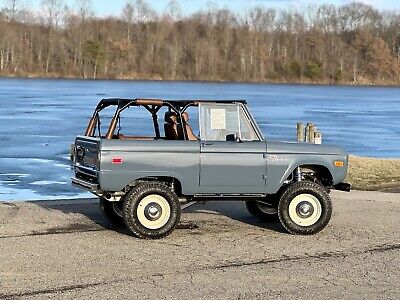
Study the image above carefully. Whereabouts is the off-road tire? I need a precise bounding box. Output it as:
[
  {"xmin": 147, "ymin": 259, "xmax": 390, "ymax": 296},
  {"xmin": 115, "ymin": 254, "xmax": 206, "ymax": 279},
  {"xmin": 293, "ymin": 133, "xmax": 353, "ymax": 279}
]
[
  {"xmin": 245, "ymin": 197, "xmax": 279, "ymax": 222},
  {"xmin": 99, "ymin": 197, "xmax": 125, "ymax": 226},
  {"xmin": 123, "ymin": 182, "xmax": 181, "ymax": 239},
  {"xmin": 278, "ymin": 181, "xmax": 332, "ymax": 235}
]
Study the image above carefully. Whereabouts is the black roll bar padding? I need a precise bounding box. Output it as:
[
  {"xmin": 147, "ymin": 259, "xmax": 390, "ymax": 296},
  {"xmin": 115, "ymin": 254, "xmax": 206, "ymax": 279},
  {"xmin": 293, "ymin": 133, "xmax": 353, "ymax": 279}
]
[
  {"xmin": 147, "ymin": 105, "xmax": 161, "ymax": 139},
  {"xmin": 97, "ymin": 113, "xmax": 102, "ymax": 137},
  {"xmin": 177, "ymin": 111, "xmax": 188, "ymax": 140},
  {"xmin": 105, "ymin": 109, "xmax": 120, "ymax": 139},
  {"xmin": 152, "ymin": 113, "xmax": 160, "ymax": 138}
]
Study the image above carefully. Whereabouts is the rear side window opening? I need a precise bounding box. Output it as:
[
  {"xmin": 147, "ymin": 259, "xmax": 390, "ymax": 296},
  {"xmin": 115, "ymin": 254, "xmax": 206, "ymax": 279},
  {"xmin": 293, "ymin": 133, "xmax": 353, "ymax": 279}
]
[{"xmin": 91, "ymin": 104, "xmax": 199, "ymax": 141}]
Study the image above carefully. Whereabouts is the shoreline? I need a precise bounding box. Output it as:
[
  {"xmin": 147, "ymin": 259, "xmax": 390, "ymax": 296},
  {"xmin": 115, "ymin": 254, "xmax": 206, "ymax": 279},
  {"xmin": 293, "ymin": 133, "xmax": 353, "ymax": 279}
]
[
  {"xmin": 0, "ymin": 155, "xmax": 400, "ymax": 203},
  {"xmin": 2, "ymin": 74, "xmax": 400, "ymax": 88},
  {"xmin": 1, "ymin": 155, "xmax": 399, "ymax": 203},
  {"xmin": 346, "ymin": 156, "xmax": 400, "ymax": 192}
]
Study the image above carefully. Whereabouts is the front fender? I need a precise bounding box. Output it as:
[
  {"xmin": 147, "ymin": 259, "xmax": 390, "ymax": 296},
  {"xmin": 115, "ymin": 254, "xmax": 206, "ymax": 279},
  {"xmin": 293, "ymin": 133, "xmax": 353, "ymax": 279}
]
[{"xmin": 266, "ymin": 154, "xmax": 347, "ymax": 194}]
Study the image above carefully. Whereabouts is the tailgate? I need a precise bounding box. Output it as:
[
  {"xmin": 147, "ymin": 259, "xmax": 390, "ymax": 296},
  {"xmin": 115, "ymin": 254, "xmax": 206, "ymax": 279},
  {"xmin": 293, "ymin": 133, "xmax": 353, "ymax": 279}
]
[{"xmin": 73, "ymin": 136, "xmax": 101, "ymax": 186}]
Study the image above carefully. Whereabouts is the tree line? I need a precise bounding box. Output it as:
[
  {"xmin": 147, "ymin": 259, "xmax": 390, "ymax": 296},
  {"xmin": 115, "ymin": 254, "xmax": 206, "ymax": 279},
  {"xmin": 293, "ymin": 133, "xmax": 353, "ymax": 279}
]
[{"xmin": 1, "ymin": 0, "xmax": 400, "ymax": 84}]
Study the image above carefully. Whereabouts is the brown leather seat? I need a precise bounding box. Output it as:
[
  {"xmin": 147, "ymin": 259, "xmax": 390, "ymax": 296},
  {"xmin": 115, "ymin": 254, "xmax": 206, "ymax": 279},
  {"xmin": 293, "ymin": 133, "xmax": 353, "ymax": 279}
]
[
  {"xmin": 164, "ymin": 111, "xmax": 179, "ymax": 140},
  {"xmin": 182, "ymin": 112, "xmax": 198, "ymax": 141}
]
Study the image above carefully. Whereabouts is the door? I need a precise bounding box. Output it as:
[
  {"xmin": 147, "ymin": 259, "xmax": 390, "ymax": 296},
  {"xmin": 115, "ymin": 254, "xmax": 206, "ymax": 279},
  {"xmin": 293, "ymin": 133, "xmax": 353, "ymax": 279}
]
[{"xmin": 198, "ymin": 103, "xmax": 267, "ymax": 194}]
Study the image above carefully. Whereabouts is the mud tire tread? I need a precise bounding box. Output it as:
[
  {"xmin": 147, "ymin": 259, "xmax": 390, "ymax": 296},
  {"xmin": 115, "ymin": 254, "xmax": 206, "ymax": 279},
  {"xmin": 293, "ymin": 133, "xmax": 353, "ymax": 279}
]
[
  {"xmin": 278, "ymin": 181, "xmax": 332, "ymax": 235},
  {"xmin": 123, "ymin": 182, "xmax": 181, "ymax": 239}
]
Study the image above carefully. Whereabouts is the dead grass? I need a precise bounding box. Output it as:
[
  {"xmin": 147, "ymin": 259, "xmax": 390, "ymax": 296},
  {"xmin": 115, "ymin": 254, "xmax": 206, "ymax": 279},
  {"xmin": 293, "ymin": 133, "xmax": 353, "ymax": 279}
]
[{"xmin": 346, "ymin": 156, "xmax": 400, "ymax": 191}]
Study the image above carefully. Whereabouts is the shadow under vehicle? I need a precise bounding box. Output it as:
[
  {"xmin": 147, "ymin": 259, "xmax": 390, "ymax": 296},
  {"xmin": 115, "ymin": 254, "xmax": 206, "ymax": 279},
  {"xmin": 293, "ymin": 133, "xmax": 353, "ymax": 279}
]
[{"xmin": 72, "ymin": 98, "xmax": 350, "ymax": 239}]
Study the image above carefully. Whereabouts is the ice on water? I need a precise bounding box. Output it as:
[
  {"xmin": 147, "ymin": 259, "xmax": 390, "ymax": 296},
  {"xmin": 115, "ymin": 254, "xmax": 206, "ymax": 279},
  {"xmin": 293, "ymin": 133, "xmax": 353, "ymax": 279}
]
[{"xmin": 1, "ymin": 78, "xmax": 399, "ymax": 200}]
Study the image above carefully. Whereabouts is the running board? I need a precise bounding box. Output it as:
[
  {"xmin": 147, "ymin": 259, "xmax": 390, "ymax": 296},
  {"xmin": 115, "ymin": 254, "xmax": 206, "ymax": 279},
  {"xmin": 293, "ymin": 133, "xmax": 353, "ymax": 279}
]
[
  {"xmin": 181, "ymin": 202, "xmax": 198, "ymax": 210},
  {"xmin": 194, "ymin": 193, "xmax": 266, "ymax": 198}
]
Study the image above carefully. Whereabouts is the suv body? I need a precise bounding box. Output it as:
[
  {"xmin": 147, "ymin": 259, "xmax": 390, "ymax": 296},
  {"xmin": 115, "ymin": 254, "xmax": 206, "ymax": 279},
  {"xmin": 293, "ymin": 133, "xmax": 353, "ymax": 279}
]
[{"xmin": 72, "ymin": 98, "xmax": 350, "ymax": 238}]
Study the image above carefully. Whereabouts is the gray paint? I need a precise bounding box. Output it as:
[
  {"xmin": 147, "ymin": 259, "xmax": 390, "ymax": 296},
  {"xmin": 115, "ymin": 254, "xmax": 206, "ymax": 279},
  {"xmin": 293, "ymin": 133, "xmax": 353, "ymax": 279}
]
[
  {"xmin": 200, "ymin": 141, "xmax": 266, "ymax": 193},
  {"xmin": 266, "ymin": 141, "xmax": 348, "ymax": 193},
  {"xmin": 73, "ymin": 104, "xmax": 349, "ymax": 197},
  {"xmin": 98, "ymin": 140, "xmax": 200, "ymax": 194},
  {"xmin": 74, "ymin": 137, "xmax": 348, "ymax": 196},
  {"xmin": 266, "ymin": 141, "xmax": 346, "ymax": 156}
]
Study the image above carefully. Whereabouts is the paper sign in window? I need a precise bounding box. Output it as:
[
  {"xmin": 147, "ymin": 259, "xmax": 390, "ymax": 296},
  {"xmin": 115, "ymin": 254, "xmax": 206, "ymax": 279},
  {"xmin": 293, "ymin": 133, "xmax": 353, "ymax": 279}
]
[{"xmin": 210, "ymin": 109, "xmax": 226, "ymax": 129}]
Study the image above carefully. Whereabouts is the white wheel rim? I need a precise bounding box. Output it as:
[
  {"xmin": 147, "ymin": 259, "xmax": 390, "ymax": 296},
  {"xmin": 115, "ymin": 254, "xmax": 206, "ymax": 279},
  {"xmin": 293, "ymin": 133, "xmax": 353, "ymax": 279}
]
[
  {"xmin": 288, "ymin": 194, "xmax": 322, "ymax": 227},
  {"xmin": 137, "ymin": 194, "xmax": 171, "ymax": 230}
]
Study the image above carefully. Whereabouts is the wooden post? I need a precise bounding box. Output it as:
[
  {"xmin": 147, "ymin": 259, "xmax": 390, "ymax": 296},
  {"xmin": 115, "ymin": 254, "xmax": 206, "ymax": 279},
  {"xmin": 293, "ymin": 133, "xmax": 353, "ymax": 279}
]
[
  {"xmin": 314, "ymin": 132, "xmax": 322, "ymax": 144},
  {"xmin": 301, "ymin": 122, "xmax": 322, "ymax": 144},
  {"xmin": 305, "ymin": 123, "xmax": 312, "ymax": 142},
  {"xmin": 305, "ymin": 123, "xmax": 309, "ymax": 142},
  {"xmin": 308, "ymin": 124, "xmax": 316, "ymax": 143},
  {"xmin": 297, "ymin": 122, "xmax": 304, "ymax": 142}
]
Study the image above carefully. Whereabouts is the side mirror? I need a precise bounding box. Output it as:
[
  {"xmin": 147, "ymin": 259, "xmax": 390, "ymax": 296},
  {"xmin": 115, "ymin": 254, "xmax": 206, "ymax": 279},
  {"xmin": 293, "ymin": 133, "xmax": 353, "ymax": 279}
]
[{"xmin": 226, "ymin": 133, "xmax": 240, "ymax": 142}]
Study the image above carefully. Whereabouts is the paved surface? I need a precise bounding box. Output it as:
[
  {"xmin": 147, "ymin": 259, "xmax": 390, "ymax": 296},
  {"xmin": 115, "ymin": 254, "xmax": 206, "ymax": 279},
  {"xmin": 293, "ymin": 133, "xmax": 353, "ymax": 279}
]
[{"xmin": 0, "ymin": 191, "xmax": 399, "ymax": 299}]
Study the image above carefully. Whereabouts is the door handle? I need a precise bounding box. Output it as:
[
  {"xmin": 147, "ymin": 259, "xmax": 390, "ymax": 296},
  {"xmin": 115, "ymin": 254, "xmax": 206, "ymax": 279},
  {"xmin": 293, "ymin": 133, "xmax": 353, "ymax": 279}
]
[{"xmin": 202, "ymin": 142, "xmax": 214, "ymax": 147}]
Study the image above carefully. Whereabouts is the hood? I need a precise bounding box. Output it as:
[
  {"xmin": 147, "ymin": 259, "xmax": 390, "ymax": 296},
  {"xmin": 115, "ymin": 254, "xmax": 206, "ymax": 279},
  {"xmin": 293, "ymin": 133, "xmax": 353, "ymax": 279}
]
[{"xmin": 267, "ymin": 140, "xmax": 348, "ymax": 156}]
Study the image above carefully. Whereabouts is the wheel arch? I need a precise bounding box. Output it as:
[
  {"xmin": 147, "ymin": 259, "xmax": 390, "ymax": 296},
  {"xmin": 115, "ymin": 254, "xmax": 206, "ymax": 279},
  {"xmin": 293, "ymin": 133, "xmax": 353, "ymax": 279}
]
[
  {"xmin": 124, "ymin": 176, "xmax": 183, "ymax": 196},
  {"xmin": 297, "ymin": 164, "xmax": 334, "ymax": 186},
  {"xmin": 278, "ymin": 161, "xmax": 335, "ymax": 190}
]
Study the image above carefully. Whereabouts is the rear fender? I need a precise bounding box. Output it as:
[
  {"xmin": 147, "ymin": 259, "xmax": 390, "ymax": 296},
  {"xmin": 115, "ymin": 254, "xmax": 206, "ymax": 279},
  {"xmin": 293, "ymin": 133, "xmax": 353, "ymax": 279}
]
[{"xmin": 99, "ymin": 171, "xmax": 185, "ymax": 193}]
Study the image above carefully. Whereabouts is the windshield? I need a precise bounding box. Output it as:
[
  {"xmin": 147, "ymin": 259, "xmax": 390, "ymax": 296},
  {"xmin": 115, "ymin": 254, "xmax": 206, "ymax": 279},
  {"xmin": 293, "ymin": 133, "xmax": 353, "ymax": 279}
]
[{"xmin": 199, "ymin": 103, "xmax": 259, "ymax": 141}]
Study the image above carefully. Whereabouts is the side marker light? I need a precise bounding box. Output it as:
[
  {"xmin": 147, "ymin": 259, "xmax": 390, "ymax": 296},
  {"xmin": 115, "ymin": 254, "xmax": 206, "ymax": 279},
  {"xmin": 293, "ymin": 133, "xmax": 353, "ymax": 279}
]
[{"xmin": 334, "ymin": 161, "xmax": 344, "ymax": 167}]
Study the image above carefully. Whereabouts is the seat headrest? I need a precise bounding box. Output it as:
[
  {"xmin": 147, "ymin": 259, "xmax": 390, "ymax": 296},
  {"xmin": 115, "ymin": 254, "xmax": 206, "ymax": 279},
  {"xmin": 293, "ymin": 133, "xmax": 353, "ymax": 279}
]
[
  {"xmin": 182, "ymin": 112, "xmax": 189, "ymax": 122},
  {"xmin": 165, "ymin": 111, "xmax": 177, "ymax": 124}
]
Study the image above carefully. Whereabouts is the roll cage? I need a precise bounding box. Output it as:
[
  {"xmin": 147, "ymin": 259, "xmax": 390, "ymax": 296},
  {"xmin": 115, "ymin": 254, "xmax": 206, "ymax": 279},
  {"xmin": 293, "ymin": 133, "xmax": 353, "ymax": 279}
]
[{"xmin": 84, "ymin": 98, "xmax": 262, "ymax": 141}]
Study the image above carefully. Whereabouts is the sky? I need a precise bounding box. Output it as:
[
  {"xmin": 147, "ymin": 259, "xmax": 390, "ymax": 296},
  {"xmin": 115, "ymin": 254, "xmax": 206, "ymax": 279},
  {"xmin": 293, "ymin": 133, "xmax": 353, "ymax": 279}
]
[{"xmin": 19, "ymin": 0, "xmax": 400, "ymax": 16}]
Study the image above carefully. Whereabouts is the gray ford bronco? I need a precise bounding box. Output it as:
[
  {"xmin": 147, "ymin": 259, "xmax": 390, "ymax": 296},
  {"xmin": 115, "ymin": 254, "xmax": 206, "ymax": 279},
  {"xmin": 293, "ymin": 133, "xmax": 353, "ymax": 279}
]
[{"xmin": 72, "ymin": 98, "xmax": 350, "ymax": 239}]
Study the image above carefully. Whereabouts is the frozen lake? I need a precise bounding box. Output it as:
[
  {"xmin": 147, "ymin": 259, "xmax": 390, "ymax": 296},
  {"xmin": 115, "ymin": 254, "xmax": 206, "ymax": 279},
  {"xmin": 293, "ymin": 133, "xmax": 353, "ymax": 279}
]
[{"xmin": 1, "ymin": 78, "xmax": 399, "ymax": 200}]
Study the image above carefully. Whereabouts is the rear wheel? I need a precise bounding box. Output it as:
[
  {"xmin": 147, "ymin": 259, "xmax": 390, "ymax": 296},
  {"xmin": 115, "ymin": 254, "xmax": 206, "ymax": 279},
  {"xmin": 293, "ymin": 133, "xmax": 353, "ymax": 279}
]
[
  {"xmin": 123, "ymin": 182, "xmax": 181, "ymax": 239},
  {"xmin": 278, "ymin": 181, "xmax": 332, "ymax": 235},
  {"xmin": 99, "ymin": 198, "xmax": 125, "ymax": 226}
]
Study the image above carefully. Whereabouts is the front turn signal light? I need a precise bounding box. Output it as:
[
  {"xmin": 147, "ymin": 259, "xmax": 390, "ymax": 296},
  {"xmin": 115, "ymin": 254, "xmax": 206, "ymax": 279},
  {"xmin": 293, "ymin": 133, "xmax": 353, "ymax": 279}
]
[{"xmin": 334, "ymin": 160, "xmax": 345, "ymax": 167}]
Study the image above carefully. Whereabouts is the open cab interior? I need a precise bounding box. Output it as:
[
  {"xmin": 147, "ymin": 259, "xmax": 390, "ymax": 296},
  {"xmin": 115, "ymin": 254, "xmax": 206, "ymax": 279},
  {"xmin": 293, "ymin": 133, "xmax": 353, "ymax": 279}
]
[
  {"xmin": 84, "ymin": 98, "xmax": 201, "ymax": 141},
  {"xmin": 83, "ymin": 98, "xmax": 263, "ymax": 143}
]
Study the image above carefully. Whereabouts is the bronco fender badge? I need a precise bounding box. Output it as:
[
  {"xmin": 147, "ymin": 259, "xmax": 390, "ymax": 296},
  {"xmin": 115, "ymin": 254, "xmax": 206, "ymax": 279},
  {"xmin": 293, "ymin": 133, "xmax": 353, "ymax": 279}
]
[{"xmin": 267, "ymin": 154, "xmax": 288, "ymax": 162}]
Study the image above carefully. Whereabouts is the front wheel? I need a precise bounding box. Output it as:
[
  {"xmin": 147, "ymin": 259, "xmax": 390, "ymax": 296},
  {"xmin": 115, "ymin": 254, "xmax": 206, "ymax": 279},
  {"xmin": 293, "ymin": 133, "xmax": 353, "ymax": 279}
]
[
  {"xmin": 278, "ymin": 181, "xmax": 332, "ymax": 235},
  {"xmin": 123, "ymin": 182, "xmax": 181, "ymax": 239}
]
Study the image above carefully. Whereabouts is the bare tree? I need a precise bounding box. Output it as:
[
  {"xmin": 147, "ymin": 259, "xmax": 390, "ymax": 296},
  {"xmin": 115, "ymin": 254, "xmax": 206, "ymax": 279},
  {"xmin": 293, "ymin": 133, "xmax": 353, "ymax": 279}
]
[
  {"xmin": 133, "ymin": 0, "xmax": 155, "ymax": 23},
  {"xmin": 122, "ymin": 1, "xmax": 134, "ymax": 40},
  {"xmin": 4, "ymin": 0, "xmax": 20, "ymax": 20},
  {"xmin": 0, "ymin": 1, "xmax": 399, "ymax": 84},
  {"xmin": 41, "ymin": 0, "xmax": 63, "ymax": 28},
  {"xmin": 164, "ymin": 0, "xmax": 181, "ymax": 21},
  {"xmin": 76, "ymin": 0, "xmax": 92, "ymax": 22}
]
